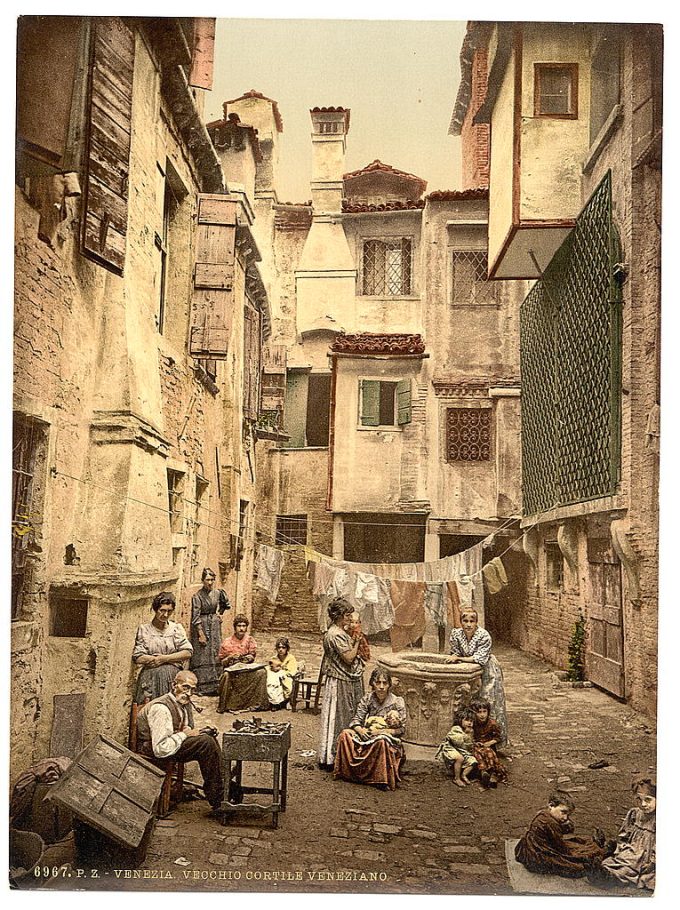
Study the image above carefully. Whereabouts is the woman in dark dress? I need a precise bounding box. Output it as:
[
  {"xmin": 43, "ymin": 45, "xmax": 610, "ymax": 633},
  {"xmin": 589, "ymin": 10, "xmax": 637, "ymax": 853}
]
[{"xmin": 189, "ymin": 567, "xmax": 231, "ymax": 695}]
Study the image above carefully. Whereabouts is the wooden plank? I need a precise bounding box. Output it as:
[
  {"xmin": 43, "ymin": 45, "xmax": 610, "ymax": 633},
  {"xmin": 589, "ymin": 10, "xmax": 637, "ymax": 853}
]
[
  {"xmin": 198, "ymin": 196, "xmax": 237, "ymax": 226},
  {"xmin": 196, "ymin": 223, "xmax": 236, "ymax": 265},
  {"xmin": 194, "ymin": 263, "xmax": 234, "ymax": 290},
  {"xmin": 88, "ymin": 135, "xmax": 129, "ymax": 196},
  {"xmin": 91, "ymin": 66, "xmax": 133, "ymax": 127},
  {"xmin": 90, "ymin": 102, "xmax": 132, "ymax": 159},
  {"xmin": 95, "ymin": 17, "xmax": 135, "ymax": 67},
  {"xmin": 84, "ymin": 212, "xmax": 126, "ymax": 272},
  {"xmin": 84, "ymin": 174, "xmax": 128, "ymax": 228},
  {"xmin": 50, "ymin": 693, "xmax": 85, "ymax": 759},
  {"xmin": 587, "ymin": 652, "xmax": 624, "ymax": 698}
]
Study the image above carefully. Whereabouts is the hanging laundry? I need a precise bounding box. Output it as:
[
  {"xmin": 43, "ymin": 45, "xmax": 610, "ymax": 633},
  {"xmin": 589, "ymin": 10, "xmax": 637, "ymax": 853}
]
[
  {"xmin": 445, "ymin": 579, "xmax": 462, "ymax": 629},
  {"xmin": 253, "ymin": 544, "xmax": 285, "ymax": 604},
  {"xmin": 424, "ymin": 583, "xmax": 446, "ymax": 628},
  {"xmin": 455, "ymin": 574, "xmax": 474, "ymax": 612},
  {"xmin": 492, "ymin": 556, "xmax": 508, "ymax": 586},
  {"xmin": 389, "ymin": 580, "xmax": 427, "ymax": 652},
  {"xmin": 354, "ymin": 577, "xmax": 394, "ymax": 637}
]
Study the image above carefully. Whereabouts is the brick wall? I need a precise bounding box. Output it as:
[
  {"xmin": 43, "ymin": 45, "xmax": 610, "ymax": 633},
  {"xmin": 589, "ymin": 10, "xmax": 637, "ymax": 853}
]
[{"xmin": 460, "ymin": 49, "xmax": 490, "ymax": 190}]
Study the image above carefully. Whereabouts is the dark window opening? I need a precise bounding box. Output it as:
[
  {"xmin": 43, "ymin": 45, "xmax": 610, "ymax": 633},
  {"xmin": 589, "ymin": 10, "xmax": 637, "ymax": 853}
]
[
  {"xmin": 275, "ymin": 514, "xmax": 308, "ymax": 547},
  {"xmin": 157, "ymin": 173, "xmax": 180, "ymax": 334},
  {"xmin": 439, "ymin": 534, "xmax": 487, "ymax": 558},
  {"xmin": 534, "ymin": 64, "xmax": 579, "ymax": 118},
  {"xmin": 50, "ymin": 592, "xmax": 89, "ymax": 638},
  {"xmin": 343, "ymin": 513, "xmax": 425, "ymax": 563},
  {"xmin": 305, "ymin": 374, "xmax": 331, "ymax": 447},
  {"xmin": 360, "ymin": 379, "xmax": 412, "ymax": 427},
  {"xmin": 12, "ymin": 414, "xmax": 47, "ymax": 620},
  {"xmin": 546, "ymin": 541, "xmax": 564, "ymax": 591},
  {"xmin": 167, "ymin": 469, "xmax": 184, "ymax": 534}
]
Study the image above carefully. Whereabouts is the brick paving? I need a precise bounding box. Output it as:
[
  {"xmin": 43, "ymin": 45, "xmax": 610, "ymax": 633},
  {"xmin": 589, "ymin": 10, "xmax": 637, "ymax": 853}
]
[{"xmin": 35, "ymin": 633, "xmax": 655, "ymax": 895}]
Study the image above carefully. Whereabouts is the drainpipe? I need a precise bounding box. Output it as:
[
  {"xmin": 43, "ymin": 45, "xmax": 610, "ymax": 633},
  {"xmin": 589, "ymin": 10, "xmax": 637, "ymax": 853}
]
[{"xmin": 326, "ymin": 352, "xmax": 338, "ymax": 512}]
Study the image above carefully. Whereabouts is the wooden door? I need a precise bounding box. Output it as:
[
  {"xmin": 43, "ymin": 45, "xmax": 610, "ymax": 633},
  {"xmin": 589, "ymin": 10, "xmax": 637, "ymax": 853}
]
[{"xmin": 586, "ymin": 537, "xmax": 625, "ymax": 697}]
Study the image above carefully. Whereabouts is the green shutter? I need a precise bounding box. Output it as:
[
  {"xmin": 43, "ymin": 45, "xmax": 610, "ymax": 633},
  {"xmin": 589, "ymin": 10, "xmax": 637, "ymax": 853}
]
[
  {"xmin": 397, "ymin": 378, "xmax": 412, "ymax": 425},
  {"xmin": 360, "ymin": 380, "xmax": 380, "ymax": 426}
]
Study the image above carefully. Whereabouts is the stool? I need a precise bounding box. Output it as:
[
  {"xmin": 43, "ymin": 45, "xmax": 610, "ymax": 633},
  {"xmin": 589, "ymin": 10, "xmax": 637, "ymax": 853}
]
[
  {"xmin": 290, "ymin": 666, "xmax": 324, "ymax": 712},
  {"xmin": 128, "ymin": 702, "xmax": 185, "ymax": 818}
]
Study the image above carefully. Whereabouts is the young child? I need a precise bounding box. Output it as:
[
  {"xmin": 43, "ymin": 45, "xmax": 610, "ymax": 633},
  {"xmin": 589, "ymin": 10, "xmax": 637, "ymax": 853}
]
[
  {"xmin": 600, "ymin": 779, "xmax": 655, "ymax": 891},
  {"xmin": 435, "ymin": 708, "xmax": 478, "ymax": 788},
  {"xmin": 471, "ymin": 699, "xmax": 508, "ymax": 789},
  {"xmin": 515, "ymin": 790, "xmax": 607, "ymax": 878},
  {"xmin": 347, "ymin": 612, "xmax": 371, "ymax": 663},
  {"xmin": 363, "ymin": 709, "xmax": 403, "ymax": 736},
  {"xmin": 266, "ymin": 657, "xmax": 290, "ymax": 710}
]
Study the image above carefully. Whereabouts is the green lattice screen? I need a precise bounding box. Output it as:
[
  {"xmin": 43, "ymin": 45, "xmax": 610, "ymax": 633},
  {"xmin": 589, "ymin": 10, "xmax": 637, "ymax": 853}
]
[{"xmin": 520, "ymin": 171, "xmax": 622, "ymax": 516}]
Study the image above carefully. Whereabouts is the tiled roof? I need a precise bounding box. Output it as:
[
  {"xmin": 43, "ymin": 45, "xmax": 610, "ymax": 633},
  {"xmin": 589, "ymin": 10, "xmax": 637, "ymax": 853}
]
[
  {"xmin": 426, "ymin": 187, "xmax": 488, "ymax": 201},
  {"xmin": 310, "ymin": 106, "xmax": 351, "ymax": 129},
  {"xmin": 207, "ymin": 113, "xmax": 262, "ymax": 162},
  {"xmin": 343, "ymin": 159, "xmax": 426, "ymax": 193},
  {"xmin": 331, "ymin": 333, "xmax": 426, "ymax": 356},
  {"xmin": 273, "ymin": 204, "xmax": 312, "ymax": 232},
  {"xmin": 342, "ymin": 200, "xmax": 425, "ymax": 213},
  {"xmin": 224, "ymin": 90, "xmax": 283, "ymax": 132}
]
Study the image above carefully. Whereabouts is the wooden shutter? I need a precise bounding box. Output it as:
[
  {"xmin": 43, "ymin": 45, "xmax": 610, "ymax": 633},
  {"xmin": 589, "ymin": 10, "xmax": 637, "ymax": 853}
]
[
  {"xmin": 81, "ymin": 18, "xmax": 135, "ymax": 275},
  {"xmin": 190, "ymin": 194, "xmax": 237, "ymax": 359},
  {"xmin": 360, "ymin": 380, "xmax": 380, "ymax": 426},
  {"xmin": 397, "ymin": 378, "xmax": 412, "ymax": 425}
]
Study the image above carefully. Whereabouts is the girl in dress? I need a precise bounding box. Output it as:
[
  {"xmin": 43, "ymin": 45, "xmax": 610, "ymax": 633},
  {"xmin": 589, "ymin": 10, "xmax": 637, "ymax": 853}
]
[{"xmin": 600, "ymin": 779, "xmax": 656, "ymax": 891}]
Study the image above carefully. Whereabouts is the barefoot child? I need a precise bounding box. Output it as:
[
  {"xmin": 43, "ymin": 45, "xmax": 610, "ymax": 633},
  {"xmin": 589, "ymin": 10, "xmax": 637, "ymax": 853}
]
[
  {"xmin": 472, "ymin": 699, "xmax": 508, "ymax": 788},
  {"xmin": 435, "ymin": 708, "xmax": 478, "ymax": 787},
  {"xmin": 515, "ymin": 790, "xmax": 607, "ymax": 878}
]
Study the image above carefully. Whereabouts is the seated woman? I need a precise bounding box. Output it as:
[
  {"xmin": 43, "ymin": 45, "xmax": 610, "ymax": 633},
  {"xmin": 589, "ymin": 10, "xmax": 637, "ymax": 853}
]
[
  {"xmin": 132, "ymin": 591, "xmax": 193, "ymax": 704},
  {"xmin": 216, "ymin": 614, "xmax": 268, "ymax": 713},
  {"xmin": 446, "ymin": 608, "xmax": 508, "ymax": 746},
  {"xmin": 266, "ymin": 637, "xmax": 299, "ymax": 710},
  {"xmin": 333, "ymin": 668, "xmax": 406, "ymax": 791}
]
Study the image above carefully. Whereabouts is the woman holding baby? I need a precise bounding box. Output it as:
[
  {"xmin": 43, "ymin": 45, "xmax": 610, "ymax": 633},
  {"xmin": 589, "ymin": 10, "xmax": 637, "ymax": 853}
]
[{"xmin": 333, "ymin": 667, "xmax": 407, "ymax": 790}]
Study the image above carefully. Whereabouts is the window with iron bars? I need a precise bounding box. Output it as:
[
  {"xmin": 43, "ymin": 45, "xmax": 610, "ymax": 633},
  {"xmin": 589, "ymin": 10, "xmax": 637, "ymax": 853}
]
[
  {"xmin": 362, "ymin": 238, "xmax": 412, "ymax": 296},
  {"xmin": 451, "ymin": 250, "xmax": 497, "ymax": 305},
  {"xmin": 12, "ymin": 414, "xmax": 46, "ymax": 619},
  {"xmin": 445, "ymin": 408, "xmax": 491, "ymax": 462},
  {"xmin": 275, "ymin": 514, "xmax": 308, "ymax": 547}
]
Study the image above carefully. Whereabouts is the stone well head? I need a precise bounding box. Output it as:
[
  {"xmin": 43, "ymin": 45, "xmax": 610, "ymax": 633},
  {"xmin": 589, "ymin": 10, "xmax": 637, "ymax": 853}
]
[{"xmin": 377, "ymin": 652, "xmax": 482, "ymax": 747}]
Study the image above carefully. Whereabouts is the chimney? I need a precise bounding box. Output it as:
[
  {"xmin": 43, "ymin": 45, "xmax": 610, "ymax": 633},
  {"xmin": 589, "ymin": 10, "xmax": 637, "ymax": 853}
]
[
  {"xmin": 309, "ymin": 107, "xmax": 350, "ymax": 214},
  {"xmin": 295, "ymin": 106, "xmax": 357, "ymax": 334},
  {"xmin": 225, "ymin": 90, "xmax": 283, "ymax": 198}
]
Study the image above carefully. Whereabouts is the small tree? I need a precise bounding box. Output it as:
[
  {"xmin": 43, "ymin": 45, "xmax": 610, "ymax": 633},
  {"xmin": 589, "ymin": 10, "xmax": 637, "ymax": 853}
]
[{"xmin": 566, "ymin": 611, "xmax": 586, "ymax": 681}]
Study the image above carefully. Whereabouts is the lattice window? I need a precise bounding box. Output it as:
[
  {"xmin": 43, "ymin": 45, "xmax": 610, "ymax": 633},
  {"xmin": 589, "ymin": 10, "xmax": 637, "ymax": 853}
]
[
  {"xmin": 451, "ymin": 250, "xmax": 497, "ymax": 304},
  {"xmin": 520, "ymin": 171, "xmax": 622, "ymax": 515},
  {"xmin": 445, "ymin": 408, "xmax": 491, "ymax": 462},
  {"xmin": 362, "ymin": 238, "xmax": 412, "ymax": 296},
  {"xmin": 275, "ymin": 514, "xmax": 308, "ymax": 546},
  {"xmin": 12, "ymin": 414, "xmax": 46, "ymax": 620}
]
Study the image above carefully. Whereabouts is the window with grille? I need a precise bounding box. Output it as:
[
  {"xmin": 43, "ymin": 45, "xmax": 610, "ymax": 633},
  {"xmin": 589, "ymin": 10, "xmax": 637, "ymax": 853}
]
[
  {"xmin": 534, "ymin": 64, "xmax": 579, "ymax": 118},
  {"xmin": 167, "ymin": 469, "xmax": 185, "ymax": 534},
  {"xmin": 362, "ymin": 238, "xmax": 412, "ymax": 296},
  {"xmin": 451, "ymin": 250, "xmax": 497, "ymax": 305},
  {"xmin": 276, "ymin": 514, "xmax": 308, "ymax": 546},
  {"xmin": 12, "ymin": 414, "xmax": 47, "ymax": 620},
  {"xmin": 445, "ymin": 408, "xmax": 491, "ymax": 462}
]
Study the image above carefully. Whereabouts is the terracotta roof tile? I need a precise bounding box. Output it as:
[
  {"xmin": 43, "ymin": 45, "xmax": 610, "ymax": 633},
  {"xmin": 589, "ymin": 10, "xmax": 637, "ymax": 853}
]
[
  {"xmin": 331, "ymin": 332, "xmax": 426, "ymax": 356},
  {"xmin": 426, "ymin": 187, "xmax": 488, "ymax": 201},
  {"xmin": 342, "ymin": 200, "xmax": 424, "ymax": 213},
  {"xmin": 343, "ymin": 159, "xmax": 426, "ymax": 193}
]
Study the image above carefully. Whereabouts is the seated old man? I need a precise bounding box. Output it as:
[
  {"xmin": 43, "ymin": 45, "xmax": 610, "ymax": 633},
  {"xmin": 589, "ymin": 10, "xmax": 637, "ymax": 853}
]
[{"xmin": 136, "ymin": 670, "xmax": 224, "ymax": 813}]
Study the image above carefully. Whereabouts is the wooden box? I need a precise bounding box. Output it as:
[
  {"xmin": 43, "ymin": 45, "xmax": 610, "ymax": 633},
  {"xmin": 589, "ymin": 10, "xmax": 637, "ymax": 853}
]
[
  {"xmin": 47, "ymin": 734, "xmax": 165, "ymax": 864},
  {"xmin": 222, "ymin": 724, "xmax": 291, "ymax": 762}
]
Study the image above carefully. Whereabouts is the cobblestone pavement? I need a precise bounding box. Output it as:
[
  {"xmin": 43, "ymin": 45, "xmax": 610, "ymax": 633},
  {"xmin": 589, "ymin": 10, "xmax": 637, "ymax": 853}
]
[{"xmin": 35, "ymin": 634, "xmax": 656, "ymax": 896}]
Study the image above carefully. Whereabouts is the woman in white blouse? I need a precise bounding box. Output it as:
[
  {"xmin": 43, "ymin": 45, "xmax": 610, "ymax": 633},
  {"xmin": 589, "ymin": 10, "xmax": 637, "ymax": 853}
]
[
  {"xmin": 132, "ymin": 592, "xmax": 193, "ymax": 704},
  {"xmin": 447, "ymin": 608, "xmax": 508, "ymax": 746}
]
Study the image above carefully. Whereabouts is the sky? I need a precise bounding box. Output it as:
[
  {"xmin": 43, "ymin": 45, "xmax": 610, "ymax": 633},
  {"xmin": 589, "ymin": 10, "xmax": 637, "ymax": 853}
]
[{"xmin": 204, "ymin": 18, "xmax": 466, "ymax": 203}]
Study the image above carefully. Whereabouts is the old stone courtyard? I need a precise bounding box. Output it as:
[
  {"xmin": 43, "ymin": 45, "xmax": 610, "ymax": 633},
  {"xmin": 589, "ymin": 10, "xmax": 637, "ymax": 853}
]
[{"xmin": 34, "ymin": 633, "xmax": 655, "ymax": 897}]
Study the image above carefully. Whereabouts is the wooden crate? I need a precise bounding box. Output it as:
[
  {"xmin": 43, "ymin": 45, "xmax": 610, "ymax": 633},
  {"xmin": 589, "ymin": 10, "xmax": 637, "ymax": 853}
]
[
  {"xmin": 47, "ymin": 734, "xmax": 165, "ymax": 853},
  {"xmin": 222, "ymin": 724, "xmax": 291, "ymax": 762}
]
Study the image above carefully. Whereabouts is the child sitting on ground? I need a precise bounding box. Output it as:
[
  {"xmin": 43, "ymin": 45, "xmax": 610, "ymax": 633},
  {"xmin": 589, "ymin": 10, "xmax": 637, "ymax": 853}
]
[
  {"xmin": 515, "ymin": 790, "xmax": 607, "ymax": 878},
  {"xmin": 599, "ymin": 778, "xmax": 655, "ymax": 891},
  {"xmin": 435, "ymin": 708, "xmax": 478, "ymax": 788},
  {"xmin": 471, "ymin": 699, "xmax": 508, "ymax": 789}
]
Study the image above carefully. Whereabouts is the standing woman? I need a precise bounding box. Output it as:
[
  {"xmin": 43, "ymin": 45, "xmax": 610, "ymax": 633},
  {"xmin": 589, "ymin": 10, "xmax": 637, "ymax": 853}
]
[
  {"xmin": 190, "ymin": 567, "xmax": 231, "ymax": 696},
  {"xmin": 446, "ymin": 608, "xmax": 509, "ymax": 746},
  {"xmin": 132, "ymin": 592, "xmax": 193, "ymax": 704},
  {"xmin": 318, "ymin": 598, "xmax": 365, "ymax": 770}
]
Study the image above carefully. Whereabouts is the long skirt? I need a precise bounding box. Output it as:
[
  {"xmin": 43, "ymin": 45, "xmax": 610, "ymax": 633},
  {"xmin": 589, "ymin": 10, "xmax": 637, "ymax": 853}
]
[
  {"xmin": 481, "ymin": 654, "xmax": 509, "ymax": 746},
  {"xmin": 189, "ymin": 613, "xmax": 222, "ymax": 695},
  {"xmin": 473, "ymin": 743, "xmax": 508, "ymax": 781},
  {"xmin": 217, "ymin": 667, "xmax": 268, "ymax": 712},
  {"xmin": 134, "ymin": 664, "xmax": 180, "ymax": 705},
  {"xmin": 333, "ymin": 730, "xmax": 405, "ymax": 790},
  {"xmin": 318, "ymin": 676, "xmax": 364, "ymax": 766}
]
